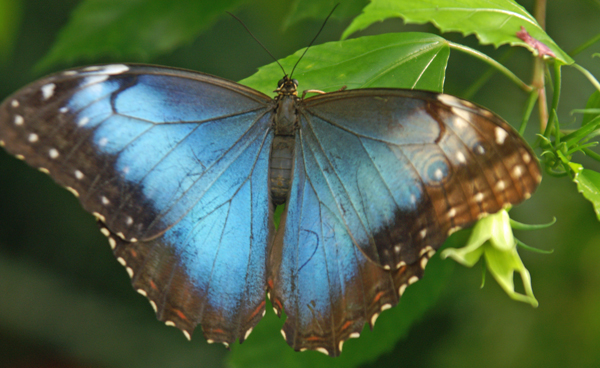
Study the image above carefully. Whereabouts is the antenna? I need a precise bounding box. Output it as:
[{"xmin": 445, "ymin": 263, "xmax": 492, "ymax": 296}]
[
  {"xmin": 228, "ymin": 3, "xmax": 339, "ymax": 78},
  {"xmin": 290, "ymin": 3, "xmax": 339, "ymax": 78},
  {"xmin": 227, "ymin": 12, "xmax": 287, "ymax": 75}
]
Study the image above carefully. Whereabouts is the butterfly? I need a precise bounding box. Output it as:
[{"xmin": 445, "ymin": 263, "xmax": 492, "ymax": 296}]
[{"xmin": 0, "ymin": 62, "xmax": 541, "ymax": 356}]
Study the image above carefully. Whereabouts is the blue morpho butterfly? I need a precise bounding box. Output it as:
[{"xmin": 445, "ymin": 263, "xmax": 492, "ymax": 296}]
[{"xmin": 0, "ymin": 47, "xmax": 541, "ymax": 356}]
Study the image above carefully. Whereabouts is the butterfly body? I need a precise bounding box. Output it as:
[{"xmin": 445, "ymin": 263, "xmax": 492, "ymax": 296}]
[{"xmin": 0, "ymin": 64, "xmax": 541, "ymax": 356}]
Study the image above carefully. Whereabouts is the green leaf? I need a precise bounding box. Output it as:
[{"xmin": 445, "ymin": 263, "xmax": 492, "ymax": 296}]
[
  {"xmin": 342, "ymin": 0, "xmax": 573, "ymax": 64},
  {"xmin": 583, "ymin": 91, "xmax": 600, "ymax": 126},
  {"xmin": 36, "ymin": 0, "xmax": 246, "ymax": 71},
  {"xmin": 573, "ymin": 167, "xmax": 600, "ymax": 221},
  {"xmin": 240, "ymin": 32, "xmax": 450, "ymax": 95},
  {"xmin": 227, "ymin": 255, "xmax": 454, "ymax": 368}
]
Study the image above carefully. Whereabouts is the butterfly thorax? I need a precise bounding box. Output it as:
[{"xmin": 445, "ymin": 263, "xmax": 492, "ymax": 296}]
[{"xmin": 270, "ymin": 77, "xmax": 299, "ymax": 205}]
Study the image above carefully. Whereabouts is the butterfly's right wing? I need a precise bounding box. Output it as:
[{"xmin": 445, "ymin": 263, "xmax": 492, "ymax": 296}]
[{"xmin": 0, "ymin": 65, "xmax": 275, "ymax": 345}]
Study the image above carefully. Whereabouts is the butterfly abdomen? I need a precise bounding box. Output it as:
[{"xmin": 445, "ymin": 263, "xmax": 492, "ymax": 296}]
[
  {"xmin": 270, "ymin": 135, "xmax": 295, "ymax": 205},
  {"xmin": 270, "ymin": 92, "xmax": 300, "ymax": 205}
]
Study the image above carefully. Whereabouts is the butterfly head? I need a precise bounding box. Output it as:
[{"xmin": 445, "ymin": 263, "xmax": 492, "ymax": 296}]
[{"xmin": 275, "ymin": 76, "xmax": 298, "ymax": 96}]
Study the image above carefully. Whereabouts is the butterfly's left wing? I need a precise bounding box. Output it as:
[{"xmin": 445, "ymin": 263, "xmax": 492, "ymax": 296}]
[
  {"xmin": 0, "ymin": 65, "xmax": 275, "ymax": 346},
  {"xmin": 268, "ymin": 89, "xmax": 541, "ymax": 356}
]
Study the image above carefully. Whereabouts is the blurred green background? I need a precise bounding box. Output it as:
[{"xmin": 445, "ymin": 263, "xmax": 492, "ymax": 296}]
[{"xmin": 0, "ymin": 0, "xmax": 599, "ymax": 367}]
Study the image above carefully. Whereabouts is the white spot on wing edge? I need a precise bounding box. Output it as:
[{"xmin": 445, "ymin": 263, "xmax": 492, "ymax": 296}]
[
  {"xmin": 316, "ymin": 347, "xmax": 329, "ymax": 356},
  {"xmin": 370, "ymin": 312, "xmax": 380, "ymax": 326},
  {"xmin": 448, "ymin": 226, "xmax": 461, "ymax": 236},
  {"xmin": 399, "ymin": 284, "xmax": 408, "ymax": 296},
  {"xmin": 244, "ymin": 328, "xmax": 253, "ymax": 340},
  {"xmin": 108, "ymin": 237, "xmax": 116, "ymax": 249},
  {"xmin": 93, "ymin": 212, "xmax": 106, "ymax": 222},
  {"xmin": 349, "ymin": 332, "xmax": 360, "ymax": 339},
  {"xmin": 100, "ymin": 227, "xmax": 110, "ymax": 237},
  {"xmin": 408, "ymin": 276, "xmax": 419, "ymax": 284},
  {"xmin": 280, "ymin": 329, "xmax": 287, "ymax": 340},
  {"xmin": 339, "ymin": 340, "xmax": 344, "ymax": 353},
  {"xmin": 149, "ymin": 300, "xmax": 157, "ymax": 312},
  {"xmin": 419, "ymin": 245, "xmax": 434, "ymax": 257},
  {"xmin": 116, "ymin": 257, "xmax": 126, "ymax": 266},
  {"xmin": 183, "ymin": 330, "xmax": 191, "ymax": 341},
  {"xmin": 82, "ymin": 75, "xmax": 109, "ymax": 86},
  {"xmin": 420, "ymin": 257, "xmax": 429, "ymax": 269},
  {"xmin": 0, "ymin": 140, "xmax": 4, "ymax": 147},
  {"xmin": 11, "ymin": 99, "xmax": 19, "ymax": 107},
  {"xmin": 495, "ymin": 127, "xmax": 508, "ymax": 145},
  {"xmin": 165, "ymin": 320, "xmax": 176, "ymax": 327},
  {"xmin": 126, "ymin": 267, "xmax": 134, "ymax": 277},
  {"xmin": 41, "ymin": 83, "xmax": 56, "ymax": 100},
  {"xmin": 100, "ymin": 64, "xmax": 129, "ymax": 75},
  {"xmin": 136, "ymin": 288, "xmax": 147, "ymax": 297},
  {"xmin": 38, "ymin": 167, "xmax": 50, "ymax": 174},
  {"xmin": 437, "ymin": 93, "xmax": 459, "ymax": 106},
  {"xmin": 381, "ymin": 303, "xmax": 392, "ymax": 311},
  {"xmin": 65, "ymin": 186, "xmax": 79, "ymax": 197}
]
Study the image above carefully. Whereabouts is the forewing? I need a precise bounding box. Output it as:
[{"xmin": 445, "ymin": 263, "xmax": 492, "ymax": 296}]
[{"xmin": 299, "ymin": 89, "xmax": 541, "ymax": 269}]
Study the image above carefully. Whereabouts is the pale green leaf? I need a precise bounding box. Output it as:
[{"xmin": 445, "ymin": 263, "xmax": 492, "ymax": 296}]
[
  {"xmin": 573, "ymin": 168, "xmax": 600, "ymax": 221},
  {"xmin": 240, "ymin": 32, "xmax": 450, "ymax": 95},
  {"xmin": 342, "ymin": 0, "xmax": 573, "ymax": 64}
]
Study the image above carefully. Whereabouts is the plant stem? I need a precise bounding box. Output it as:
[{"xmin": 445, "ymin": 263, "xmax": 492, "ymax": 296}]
[
  {"xmin": 533, "ymin": 0, "xmax": 548, "ymax": 132},
  {"xmin": 448, "ymin": 42, "xmax": 532, "ymax": 93},
  {"xmin": 571, "ymin": 63, "xmax": 600, "ymax": 91},
  {"xmin": 569, "ymin": 33, "xmax": 600, "ymax": 57},
  {"xmin": 463, "ymin": 48, "xmax": 516, "ymax": 100}
]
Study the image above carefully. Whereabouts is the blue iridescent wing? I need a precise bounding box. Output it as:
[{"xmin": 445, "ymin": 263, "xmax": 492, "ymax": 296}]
[
  {"xmin": 0, "ymin": 65, "xmax": 274, "ymax": 345},
  {"xmin": 268, "ymin": 89, "xmax": 541, "ymax": 355}
]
